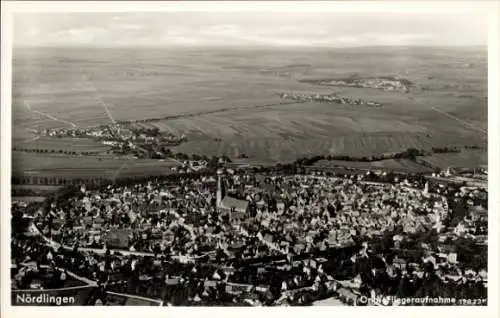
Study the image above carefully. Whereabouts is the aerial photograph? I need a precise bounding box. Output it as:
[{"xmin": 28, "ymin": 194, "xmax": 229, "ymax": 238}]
[{"xmin": 9, "ymin": 8, "xmax": 488, "ymax": 307}]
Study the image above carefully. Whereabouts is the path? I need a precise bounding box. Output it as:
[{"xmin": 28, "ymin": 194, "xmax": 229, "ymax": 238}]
[
  {"xmin": 29, "ymin": 223, "xmax": 202, "ymax": 262},
  {"xmin": 430, "ymin": 107, "xmax": 487, "ymax": 135},
  {"xmin": 169, "ymin": 157, "xmax": 185, "ymax": 165},
  {"xmin": 80, "ymin": 74, "xmax": 116, "ymax": 124},
  {"xmin": 24, "ymin": 100, "xmax": 78, "ymax": 128},
  {"xmin": 17, "ymin": 263, "xmax": 163, "ymax": 305},
  {"xmin": 112, "ymin": 162, "xmax": 129, "ymax": 181},
  {"xmin": 19, "ymin": 262, "xmax": 97, "ymax": 286},
  {"xmin": 98, "ymin": 100, "xmax": 116, "ymax": 124},
  {"xmin": 407, "ymin": 92, "xmax": 487, "ymax": 135},
  {"xmin": 22, "ymin": 136, "xmax": 40, "ymax": 143},
  {"xmin": 120, "ymin": 100, "xmax": 305, "ymax": 125}
]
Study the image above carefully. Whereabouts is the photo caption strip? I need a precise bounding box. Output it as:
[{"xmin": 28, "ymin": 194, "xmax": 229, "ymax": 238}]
[{"xmin": 357, "ymin": 295, "xmax": 488, "ymax": 306}]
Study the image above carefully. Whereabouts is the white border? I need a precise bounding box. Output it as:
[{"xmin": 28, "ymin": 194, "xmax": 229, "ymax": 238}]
[
  {"xmin": 1, "ymin": 2, "xmax": 499, "ymax": 318},
  {"xmin": 0, "ymin": 1, "xmax": 493, "ymax": 13}
]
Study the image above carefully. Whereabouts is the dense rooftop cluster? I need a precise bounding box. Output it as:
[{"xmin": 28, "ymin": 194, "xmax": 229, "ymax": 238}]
[
  {"xmin": 301, "ymin": 76, "xmax": 412, "ymax": 93},
  {"xmin": 33, "ymin": 173, "xmax": 445, "ymax": 256},
  {"xmin": 11, "ymin": 166, "xmax": 488, "ymax": 305},
  {"xmin": 37, "ymin": 123, "xmax": 188, "ymax": 158},
  {"xmin": 280, "ymin": 93, "xmax": 381, "ymax": 106}
]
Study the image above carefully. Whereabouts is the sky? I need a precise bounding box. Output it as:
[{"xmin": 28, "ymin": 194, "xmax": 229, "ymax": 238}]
[{"xmin": 13, "ymin": 12, "xmax": 488, "ymax": 48}]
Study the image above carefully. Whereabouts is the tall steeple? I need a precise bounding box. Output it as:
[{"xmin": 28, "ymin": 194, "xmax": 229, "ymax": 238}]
[
  {"xmin": 423, "ymin": 181, "xmax": 429, "ymax": 195},
  {"xmin": 216, "ymin": 169, "xmax": 223, "ymax": 209},
  {"xmin": 445, "ymin": 167, "xmax": 451, "ymax": 177}
]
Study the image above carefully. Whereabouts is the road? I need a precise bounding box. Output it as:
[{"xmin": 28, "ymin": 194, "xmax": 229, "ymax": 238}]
[
  {"xmin": 430, "ymin": 106, "xmax": 487, "ymax": 135},
  {"xmin": 119, "ymin": 100, "xmax": 305, "ymax": 125},
  {"xmin": 24, "ymin": 100, "xmax": 79, "ymax": 128},
  {"xmin": 79, "ymin": 74, "xmax": 116, "ymax": 124},
  {"xmin": 407, "ymin": 92, "xmax": 487, "ymax": 135}
]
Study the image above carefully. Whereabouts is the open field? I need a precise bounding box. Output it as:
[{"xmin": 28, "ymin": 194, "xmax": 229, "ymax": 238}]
[
  {"xmin": 416, "ymin": 150, "xmax": 488, "ymax": 170},
  {"xmin": 314, "ymin": 159, "xmax": 434, "ymax": 173},
  {"xmin": 12, "ymin": 152, "xmax": 181, "ymax": 180},
  {"xmin": 11, "ymin": 196, "xmax": 47, "ymax": 203},
  {"xmin": 13, "ymin": 46, "xmax": 487, "ymax": 164},
  {"xmin": 167, "ymin": 102, "xmax": 486, "ymax": 161},
  {"xmin": 12, "ymin": 185, "xmax": 63, "ymax": 191},
  {"xmin": 12, "ymin": 185, "xmax": 63, "ymax": 194},
  {"xmin": 12, "ymin": 136, "xmax": 111, "ymax": 153}
]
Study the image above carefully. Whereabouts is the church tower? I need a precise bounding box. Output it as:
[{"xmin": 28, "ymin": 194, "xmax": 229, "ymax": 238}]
[
  {"xmin": 423, "ymin": 181, "xmax": 429, "ymax": 195},
  {"xmin": 216, "ymin": 169, "xmax": 223, "ymax": 209}
]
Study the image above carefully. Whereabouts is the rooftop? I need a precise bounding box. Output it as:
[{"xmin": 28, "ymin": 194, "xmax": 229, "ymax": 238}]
[{"xmin": 220, "ymin": 196, "xmax": 249, "ymax": 212}]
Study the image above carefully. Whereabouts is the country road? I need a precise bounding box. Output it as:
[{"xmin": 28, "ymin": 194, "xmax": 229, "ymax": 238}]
[{"xmin": 24, "ymin": 100, "xmax": 79, "ymax": 128}]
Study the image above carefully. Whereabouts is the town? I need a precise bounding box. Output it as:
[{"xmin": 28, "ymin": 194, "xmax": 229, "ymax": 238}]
[
  {"xmin": 36, "ymin": 123, "xmax": 188, "ymax": 159},
  {"xmin": 300, "ymin": 76, "xmax": 413, "ymax": 93},
  {"xmin": 280, "ymin": 93, "xmax": 382, "ymax": 106},
  {"xmin": 11, "ymin": 160, "xmax": 488, "ymax": 306},
  {"xmin": 8, "ymin": 7, "xmax": 489, "ymax": 309}
]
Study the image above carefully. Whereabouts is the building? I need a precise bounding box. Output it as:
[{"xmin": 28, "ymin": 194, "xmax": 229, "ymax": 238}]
[
  {"xmin": 219, "ymin": 196, "xmax": 249, "ymax": 220},
  {"xmin": 468, "ymin": 205, "xmax": 487, "ymax": 221},
  {"xmin": 216, "ymin": 169, "xmax": 224, "ymax": 208},
  {"xmin": 215, "ymin": 169, "xmax": 249, "ymax": 219}
]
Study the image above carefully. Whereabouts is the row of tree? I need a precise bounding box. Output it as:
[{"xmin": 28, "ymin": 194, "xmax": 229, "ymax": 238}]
[
  {"xmin": 11, "ymin": 175, "xmax": 108, "ymax": 187},
  {"xmin": 291, "ymin": 148, "xmax": 430, "ymax": 166},
  {"xmin": 12, "ymin": 147, "xmax": 99, "ymax": 156}
]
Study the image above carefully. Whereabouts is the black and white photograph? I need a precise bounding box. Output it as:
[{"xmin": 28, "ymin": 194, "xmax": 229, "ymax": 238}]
[{"xmin": 1, "ymin": 1, "xmax": 498, "ymax": 315}]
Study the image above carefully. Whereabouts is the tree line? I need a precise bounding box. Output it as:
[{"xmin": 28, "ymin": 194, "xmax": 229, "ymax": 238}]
[
  {"xmin": 12, "ymin": 144, "xmax": 475, "ymax": 190},
  {"xmin": 11, "ymin": 149, "xmax": 428, "ymax": 188},
  {"xmin": 12, "ymin": 147, "xmax": 100, "ymax": 156},
  {"xmin": 12, "ymin": 175, "xmax": 108, "ymax": 187},
  {"xmin": 292, "ymin": 148, "xmax": 429, "ymax": 166}
]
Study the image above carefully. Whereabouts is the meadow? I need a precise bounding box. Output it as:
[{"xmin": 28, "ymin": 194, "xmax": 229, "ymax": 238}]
[
  {"xmin": 13, "ymin": 137, "xmax": 110, "ymax": 153},
  {"xmin": 12, "ymin": 46, "xmax": 487, "ymax": 169},
  {"xmin": 416, "ymin": 150, "xmax": 488, "ymax": 170},
  {"xmin": 313, "ymin": 158, "xmax": 434, "ymax": 173},
  {"xmin": 12, "ymin": 184, "xmax": 63, "ymax": 193},
  {"xmin": 11, "ymin": 184, "xmax": 62, "ymax": 201},
  {"xmin": 11, "ymin": 196, "xmax": 46, "ymax": 203},
  {"xmin": 12, "ymin": 152, "xmax": 181, "ymax": 180}
]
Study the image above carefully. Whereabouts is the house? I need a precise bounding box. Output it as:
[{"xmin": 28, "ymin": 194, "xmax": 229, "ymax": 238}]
[
  {"xmin": 336, "ymin": 287, "xmax": 357, "ymax": 305},
  {"xmin": 469, "ymin": 205, "xmax": 487, "ymax": 221},
  {"xmin": 219, "ymin": 196, "xmax": 249, "ymax": 219},
  {"xmin": 392, "ymin": 258, "xmax": 407, "ymax": 270},
  {"xmin": 105, "ymin": 229, "xmax": 132, "ymax": 249}
]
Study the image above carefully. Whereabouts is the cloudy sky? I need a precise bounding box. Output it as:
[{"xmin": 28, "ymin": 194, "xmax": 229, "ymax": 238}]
[{"xmin": 13, "ymin": 12, "xmax": 488, "ymax": 48}]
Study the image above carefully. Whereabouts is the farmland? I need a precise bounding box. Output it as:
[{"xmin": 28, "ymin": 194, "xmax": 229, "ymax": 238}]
[
  {"xmin": 11, "ymin": 196, "xmax": 46, "ymax": 203},
  {"xmin": 13, "ymin": 137, "xmax": 111, "ymax": 154},
  {"xmin": 12, "ymin": 46, "xmax": 487, "ymax": 170},
  {"xmin": 11, "ymin": 152, "xmax": 181, "ymax": 180},
  {"xmin": 12, "ymin": 184, "xmax": 62, "ymax": 194},
  {"xmin": 416, "ymin": 150, "xmax": 488, "ymax": 170},
  {"xmin": 313, "ymin": 159, "xmax": 434, "ymax": 173}
]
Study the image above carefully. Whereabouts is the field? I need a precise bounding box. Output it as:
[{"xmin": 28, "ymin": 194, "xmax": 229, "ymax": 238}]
[
  {"xmin": 12, "ymin": 184, "xmax": 62, "ymax": 193},
  {"xmin": 13, "ymin": 137, "xmax": 110, "ymax": 153},
  {"xmin": 12, "ymin": 46, "xmax": 487, "ymax": 168},
  {"xmin": 11, "ymin": 196, "xmax": 47, "ymax": 203},
  {"xmin": 12, "ymin": 152, "xmax": 181, "ymax": 180},
  {"xmin": 416, "ymin": 150, "xmax": 488, "ymax": 170},
  {"xmin": 314, "ymin": 159, "xmax": 434, "ymax": 173}
]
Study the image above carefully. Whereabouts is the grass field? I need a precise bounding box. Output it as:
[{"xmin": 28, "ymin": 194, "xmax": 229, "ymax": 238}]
[
  {"xmin": 12, "ymin": 185, "xmax": 63, "ymax": 193},
  {"xmin": 314, "ymin": 158, "xmax": 434, "ymax": 173},
  {"xmin": 12, "ymin": 46, "xmax": 487, "ymax": 164},
  {"xmin": 416, "ymin": 150, "xmax": 488, "ymax": 170},
  {"xmin": 12, "ymin": 185, "xmax": 63, "ymax": 191},
  {"xmin": 12, "ymin": 152, "xmax": 181, "ymax": 180},
  {"xmin": 11, "ymin": 196, "xmax": 47, "ymax": 203},
  {"xmin": 12, "ymin": 137, "xmax": 111, "ymax": 153}
]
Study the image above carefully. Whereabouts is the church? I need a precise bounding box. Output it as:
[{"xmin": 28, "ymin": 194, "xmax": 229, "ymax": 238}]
[{"xmin": 216, "ymin": 169, "xmax": 249, "ymax": 220}]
